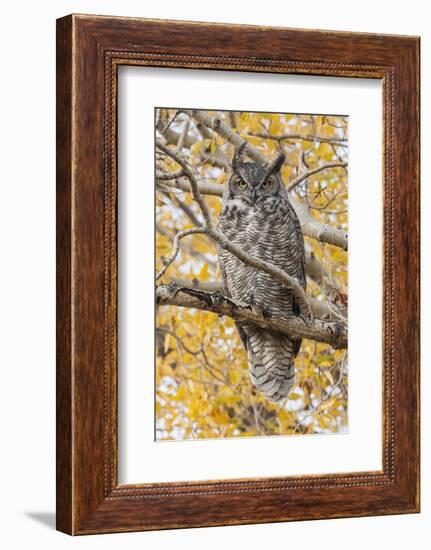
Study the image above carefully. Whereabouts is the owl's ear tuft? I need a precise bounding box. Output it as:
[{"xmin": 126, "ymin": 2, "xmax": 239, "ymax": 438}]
[
  {"xmin": 267, "ymin": 152, "xmax": 285, "ymax": 175},
  {"xmin": 232, "ymin": 142, "xmax": 247, "ymax": 172}
]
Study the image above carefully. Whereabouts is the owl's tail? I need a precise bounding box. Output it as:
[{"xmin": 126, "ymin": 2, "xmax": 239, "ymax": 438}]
[{"xmin": 244, "ymin": 325, "xmax": 296, "ymax": 404}]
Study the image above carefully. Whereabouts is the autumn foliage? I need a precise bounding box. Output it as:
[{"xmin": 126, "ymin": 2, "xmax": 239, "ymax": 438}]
[{"xmin": 155, "ymin": 109, "xmax": 348, "ymax": 440}]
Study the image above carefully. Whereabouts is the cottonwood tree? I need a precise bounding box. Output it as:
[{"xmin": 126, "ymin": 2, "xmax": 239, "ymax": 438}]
[{"xmin": 155, "ymin": 108, "xmax": 348, "ymax": 440}]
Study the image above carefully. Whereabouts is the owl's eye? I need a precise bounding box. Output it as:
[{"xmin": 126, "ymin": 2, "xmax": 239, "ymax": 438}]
[
  {"xmin": 261, "ymin": 180, "xmax": 270, "ymax": 189},
  {"xmin": 238, "ymin": 180, "xmax": 247, "ymax": 189}
]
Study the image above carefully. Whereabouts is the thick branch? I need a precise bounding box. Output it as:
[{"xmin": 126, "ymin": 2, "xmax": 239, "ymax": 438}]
[
  {"xmin": 156, "ymin": 284, "xmax": 347, "ymax": 349},
  {"xmin": 157, "ymin": 176, "xmax": 223, "ymax": 196},
  {"xmin": 169, "ymin": 278, "xmax": 225, "ymax": 293},
  {"xmin": 168, "ymin": 277, "xmax": 334, "ymax": 320},
  {"xmin": 291, "ymin": 197, "xmax": 348, "ymax": 251}
]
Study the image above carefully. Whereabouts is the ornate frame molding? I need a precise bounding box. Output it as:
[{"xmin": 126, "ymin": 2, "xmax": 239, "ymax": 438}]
[{"xmin": 57, "ymin": 15, "xmax": 419, "ymax": 534}]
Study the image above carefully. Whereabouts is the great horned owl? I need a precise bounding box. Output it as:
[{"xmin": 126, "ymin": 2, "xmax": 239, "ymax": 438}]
[{"xmin": 217, "ymin": 146, "xmax": 306, "ymax": 403}]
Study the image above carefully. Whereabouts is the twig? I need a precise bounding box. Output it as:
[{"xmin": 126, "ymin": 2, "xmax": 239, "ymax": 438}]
[
  {"xmin": 248, "ymin": 132, "xmax": 347, "ymax": 147},
  {"xmin": 176, "ymin": 118, "xmax": 190, "ymax": 152},
  {"xmin": 156, "ymin": 223, "xmax": 216, "ymax": 267},
  {"xmin": 287, "ymin": 162, "xmax": 347, "ymax": 192},
  {"xmin": 156, "ymin": 141, "xmax": 213, "ymax": 227},
  {"xmin": 186, "ymin": 110, "xmax": 267, "ymax": 163},
  {"xmin": 156, "ymin": 168, "xmax": 184, "ymax": 180},
  {"xmin": 156, "ymin": 227, "xmax": 207, "ymax": 281},
  {"xmin": 168, "ymin": 193, "xmax": 203, "ymax": 227}
]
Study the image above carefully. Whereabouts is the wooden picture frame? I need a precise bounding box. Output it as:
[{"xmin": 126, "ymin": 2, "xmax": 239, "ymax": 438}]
[{"xmin": 56, "ymin": 14, "xmax": 420, "ymax": 535}]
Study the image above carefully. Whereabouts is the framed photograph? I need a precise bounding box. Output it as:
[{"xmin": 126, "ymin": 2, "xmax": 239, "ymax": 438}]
[{"xmin": 56, "ymin": 14, "xmax": 420, "ymax": 535}]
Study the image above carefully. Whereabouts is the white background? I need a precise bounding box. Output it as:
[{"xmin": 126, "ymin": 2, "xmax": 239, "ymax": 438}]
[
  {"xmin": 119, "ymin": 67, "xmax": 382, "ymax": 483},
  {"xmin": 0, "ymin": 1, "xmax": 427, "ymax": 549}
]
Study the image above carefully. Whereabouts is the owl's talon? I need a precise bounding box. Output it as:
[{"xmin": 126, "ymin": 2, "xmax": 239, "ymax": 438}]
[
  {"xmin": 211, "ymin": 291, "xmax": 223, "ymax": 306},
  {"xmin": 247, "ymin": 294, "xmax": 271, "ymax": 319},
  {"xmin": 299, "ymin": 311, "xmax": 315, "ymax": 327},
  {"xmin": 248, "ymin": 293, "xmax": 262, "ymax": 316},
  {"xmin": 262, "ymin": 307, "xmax": 272, "ymax": 319},
  {"xmin": 165, "ymin": 282, "xmax": 179, "ymax": 297}
]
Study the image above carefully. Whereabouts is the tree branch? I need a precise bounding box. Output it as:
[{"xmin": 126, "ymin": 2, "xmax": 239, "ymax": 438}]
[
  {"xmin": 156, "ymin": 223, "xmax": 216, "ymax": 268},
  {"xmin": 169, "ymin": 278, "xmax": 225, "ymax": 293},
  {"xmin": 156, "ymin": 284, "xmax": 347, "ymax": 349},
  {"xmin": 186, "ymin": 110, "xmax": 266, "ymax": 163},
  {"xmin": 248, "ymin": 132, "xmax": 347, "ymax": 147},
  {"xmin": 157, "ymin": 176, "xmax": 223, "ymax": 196},
  {"xmin": 156, "ymin": 168, "xmax": 184, "ymax": 180},
  {"xmin": 286, "ymin": 162, "xmax": 347, "ymax": 192},
  {"xmin": 156, "ymin": 141, "xmax": 213, "ymax": 228},
  {"xmin": 176, "ymin": 118, "xmax": 190, "ymax": 152},
  {"xmin": 291, "ymin": 196, "xmax": 348, "ymax": 251},
  {"xmin": 167, "ymin": 277, "xmax": 335, "ymax": 320},
  {"xmin": 157, "ymin": 112, "xmax": 231, "ymax": 169},
  {"xmin": 167, "ymin": 193, "xmax": 203, "ymax": 227}
]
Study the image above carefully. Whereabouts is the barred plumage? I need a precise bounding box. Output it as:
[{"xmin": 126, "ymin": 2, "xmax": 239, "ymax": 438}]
[{"xmin": 217, "ymin": 148, "xmax": 305, "ymax": 403}]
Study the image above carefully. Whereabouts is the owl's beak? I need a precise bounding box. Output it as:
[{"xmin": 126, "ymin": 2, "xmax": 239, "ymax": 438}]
[{"xmin": 251, "ymin": 188, "xmax": 258, "ymax": 204}]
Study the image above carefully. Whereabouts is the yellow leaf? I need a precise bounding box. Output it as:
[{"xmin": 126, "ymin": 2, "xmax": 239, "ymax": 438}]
[
  {"xmin": 289, "ymin": 393, "xmax": 302, "ymax": 400},
  {"xmin": 190, "ymin": 141, "xmax": 202, "ymax": 156},
  {"xmin": 324, "ymin": 370, "xmax": 335, "ymax": 385},
  {"xmin": 164, "ymin": 333, "xmax": 171, "ymax": 354},
  {"xmin": 229, "ymin": 370, "xmax": 240, "ymax": 385},
  {"xmin": 216, "ymin": 170, "xmax": 228, "ymax": 185},
  {"xmin": 199, "ymin": 263, "xmax": 209, "ymax": 281},
  {"xmin": 175, "ymin": 386, "xmax": 186, "ymax": 400},
  {"xmin": 318, "ymin": 413, "xmax": 335, "ymax": 429}
]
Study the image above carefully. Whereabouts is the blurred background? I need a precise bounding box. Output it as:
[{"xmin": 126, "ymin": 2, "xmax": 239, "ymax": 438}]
[{"xmin": 155, "ymin": 108, "xmax": 348, "ymax": 440}]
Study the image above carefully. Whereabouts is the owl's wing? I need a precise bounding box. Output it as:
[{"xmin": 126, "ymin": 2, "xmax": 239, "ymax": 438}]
[
  {"xmin": 290, "ymin": 205, "xmax": 307, "ymax": 289},
  {"xmin": 292, "ymin": 338, "xmax": 302, "ymax": 357},
  {"xmin": 299, "ymin": 255, "xmax": 306, "ymax": 289},
  {"xmin": 289, "ymin": 205, "xmax": 307, "ymax": 357},
  {"xmin": 234, "ymin": 322, "xmax": 248, "ymax": 350},
  {"xmin": 218, "ymin": 249, "xmax": 248, "ymax": 350}
]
